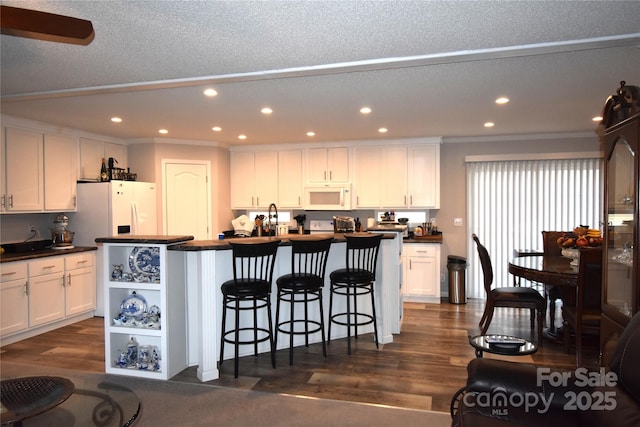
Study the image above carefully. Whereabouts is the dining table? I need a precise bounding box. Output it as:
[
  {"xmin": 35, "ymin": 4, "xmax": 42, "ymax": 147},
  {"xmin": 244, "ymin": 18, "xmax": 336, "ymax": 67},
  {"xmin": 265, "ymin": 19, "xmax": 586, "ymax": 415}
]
[{"xmin": 508, "ymin": 254, "xmax": 578, "ymax": 340}]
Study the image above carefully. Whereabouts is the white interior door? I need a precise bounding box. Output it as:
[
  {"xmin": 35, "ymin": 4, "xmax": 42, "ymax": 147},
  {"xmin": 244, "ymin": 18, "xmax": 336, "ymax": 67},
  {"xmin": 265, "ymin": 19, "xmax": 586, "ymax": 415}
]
[{"xmin": 163, "ymin": 161, "xmax": 211, "ymax": 240}]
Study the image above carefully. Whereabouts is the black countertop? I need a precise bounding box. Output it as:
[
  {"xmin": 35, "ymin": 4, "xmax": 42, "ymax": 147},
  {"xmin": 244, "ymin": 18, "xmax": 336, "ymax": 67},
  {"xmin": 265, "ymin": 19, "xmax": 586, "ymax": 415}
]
[
  {"xmin": 94, "ymin": 235, "xmax": 194, "ymax": 244},
  {"xmin": 1, "ymin": 246, "xmax": 97, "ymax": 263},
  {"xmin": 170, "ymin": 232, "xmax": 396, "ymax": 251}
]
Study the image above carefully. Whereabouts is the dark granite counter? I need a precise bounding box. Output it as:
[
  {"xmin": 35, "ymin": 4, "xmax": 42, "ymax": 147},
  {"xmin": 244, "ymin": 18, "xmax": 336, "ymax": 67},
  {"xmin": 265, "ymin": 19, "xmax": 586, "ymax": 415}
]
[
  {"xmin": 403, "ymin": 234, "xmax": 443, "ymax": 244},
  {"xmin": 94, "ymin": 235, "xmax": 194, "ymax": 245},
  {"xmin": 170, "ymin": 232, "xmax": 395, "ymax": 251},
  {"xmin": 0, "ymin": 246, "xmax": 97, "ymax": 263}
]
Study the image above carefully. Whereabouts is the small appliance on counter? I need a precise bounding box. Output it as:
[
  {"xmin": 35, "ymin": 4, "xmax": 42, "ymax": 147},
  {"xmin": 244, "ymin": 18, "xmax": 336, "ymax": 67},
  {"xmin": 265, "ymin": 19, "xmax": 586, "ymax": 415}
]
[
  {"xmin": 333, "ymin": 216, "xmax": 355, "ymax": 233},
  {"xmin": 232, "ymin": 215, "xmax": 254, "ymax": 237},
  {"xmin": 51, "ymin": 214, "xmax": 75, "ymax": 249}
]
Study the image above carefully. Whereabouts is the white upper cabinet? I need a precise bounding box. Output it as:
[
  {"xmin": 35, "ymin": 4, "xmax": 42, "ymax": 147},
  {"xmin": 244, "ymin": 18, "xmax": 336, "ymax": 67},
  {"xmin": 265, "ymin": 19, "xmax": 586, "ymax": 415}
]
[
  {"xmin": 278, "ymin": 149, "xmax": 303, "ymax": 208},
  {"xmin": 407, "ymin": 145, "xmax": 440, "ymax": 209},
  {"xmin": 2, "ymin": 127, "xmax": 44, "ymax": 212},
  {"xmin": 381, "ymin": 146, "xmax": 408, "ymax": 207},
  {"xmin": 354, "ymin": 147, "xmax": 382, "ymax": 208},
  {"xmin": 44, "ymin": 134, "xmax": 77, "ymax": 211},
  {"xmin": 305, "ymin": 147, "xmax": 349, "ymax": 183},
  {"xmin": 230, "ymin": 150, "xmax": 278, "ymax": 209},
  {"xmin": 79, "ymin": 138, "xmax": 127, "ymax": 181},
  {"xmin": 354, "ymin": 143, "xmax": 439, "ymax": 209}
]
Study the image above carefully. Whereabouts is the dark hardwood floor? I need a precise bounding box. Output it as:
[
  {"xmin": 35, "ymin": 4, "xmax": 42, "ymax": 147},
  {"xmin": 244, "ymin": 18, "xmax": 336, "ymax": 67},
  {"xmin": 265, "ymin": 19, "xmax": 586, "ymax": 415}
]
[{"xmin": 0, "ymin": 300, "xmax": 598, "ymax": 413}]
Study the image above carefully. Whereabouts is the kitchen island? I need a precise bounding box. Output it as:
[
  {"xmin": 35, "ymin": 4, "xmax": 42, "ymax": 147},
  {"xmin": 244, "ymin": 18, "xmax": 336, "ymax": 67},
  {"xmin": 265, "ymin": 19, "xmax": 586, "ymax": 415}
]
[{"xmin": 170, "ymin": 232, "xmax": 402, "ymax": 382}]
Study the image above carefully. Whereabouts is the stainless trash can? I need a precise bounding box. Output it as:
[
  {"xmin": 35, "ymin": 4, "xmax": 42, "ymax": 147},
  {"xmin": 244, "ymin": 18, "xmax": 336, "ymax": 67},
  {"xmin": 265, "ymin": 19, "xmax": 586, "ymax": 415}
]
[{"xmin": 447, "ymin": 255, "xmax": 467, "ymax": 304}]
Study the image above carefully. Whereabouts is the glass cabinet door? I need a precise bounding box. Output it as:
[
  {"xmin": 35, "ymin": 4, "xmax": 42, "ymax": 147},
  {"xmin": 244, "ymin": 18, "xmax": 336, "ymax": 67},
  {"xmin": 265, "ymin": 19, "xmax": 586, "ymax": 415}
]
[{"xmin": 605, "ymin": 137, "xmax": 636, "ymax": 318}]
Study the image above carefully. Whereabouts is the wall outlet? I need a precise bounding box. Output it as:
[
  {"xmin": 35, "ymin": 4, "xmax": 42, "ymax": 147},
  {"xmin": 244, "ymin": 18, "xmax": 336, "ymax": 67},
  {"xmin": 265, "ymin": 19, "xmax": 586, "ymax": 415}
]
[{"xmin": 454, "ymin": 218, "xmax": 463, "ymax": 226}]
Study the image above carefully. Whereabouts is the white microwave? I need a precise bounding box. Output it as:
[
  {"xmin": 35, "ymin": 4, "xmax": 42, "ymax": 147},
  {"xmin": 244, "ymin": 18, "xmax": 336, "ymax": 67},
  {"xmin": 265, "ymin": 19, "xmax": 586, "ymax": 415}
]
[{"xmin": 303, "ymin": 183, "xmax": 351, "ymax": 211}]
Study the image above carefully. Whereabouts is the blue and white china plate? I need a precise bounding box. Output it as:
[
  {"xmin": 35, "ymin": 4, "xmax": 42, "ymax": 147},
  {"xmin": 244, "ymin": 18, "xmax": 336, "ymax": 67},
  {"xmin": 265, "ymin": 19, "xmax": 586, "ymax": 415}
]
[
  {"xmin": 120, "ymin": 292, "xmax": 148, "ymax": 319},
  {"xmin": 129, "ymin": 247, "xmax": 160, "ymax": 276}
]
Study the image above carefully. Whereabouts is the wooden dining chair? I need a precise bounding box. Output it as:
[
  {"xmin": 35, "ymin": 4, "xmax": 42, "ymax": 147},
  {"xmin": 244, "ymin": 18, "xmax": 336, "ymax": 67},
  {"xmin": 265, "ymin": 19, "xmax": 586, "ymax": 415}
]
[
  {"xmin": 473, "ymin": 234, "xmax": 546, "ymax": 345},
  {"xmin": 562, "ymin": 247, "xmax": 603, "ymax": 366}
]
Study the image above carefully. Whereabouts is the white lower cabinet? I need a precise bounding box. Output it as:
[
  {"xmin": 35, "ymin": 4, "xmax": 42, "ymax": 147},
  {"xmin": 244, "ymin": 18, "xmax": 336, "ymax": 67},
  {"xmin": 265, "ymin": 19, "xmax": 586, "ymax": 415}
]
[
  {"xmin": 403, "ymin": 244, "xmax": 441, "ymax": 303},
  {"xmin": 0, "ymin": 251, "xmax": 97, "ymax": 345},
  {"xmin": 65, "ymin": 253, "xmax": 96, "ymax": 316},
  {"xmin": 103, "ymin": 242, "xmax": 187, "ymax": 380},
  {"xmin": 0, "ymin": 262, "xmax": 28, "ymax": 336},
  {"xmin": 28, "ymin": 257, "xmax": 66, "ymax": 327}
]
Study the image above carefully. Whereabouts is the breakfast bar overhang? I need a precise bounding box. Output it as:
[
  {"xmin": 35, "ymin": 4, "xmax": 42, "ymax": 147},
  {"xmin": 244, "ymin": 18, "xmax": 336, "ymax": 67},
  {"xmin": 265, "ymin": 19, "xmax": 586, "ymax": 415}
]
[{"xmin": 170, "ymin": 232, "xmax": 402, "ymax": 382}]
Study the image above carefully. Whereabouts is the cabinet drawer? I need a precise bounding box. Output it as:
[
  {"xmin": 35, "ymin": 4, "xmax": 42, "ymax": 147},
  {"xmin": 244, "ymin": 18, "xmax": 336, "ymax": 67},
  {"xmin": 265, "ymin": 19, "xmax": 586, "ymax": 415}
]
[
  {"xmin": 1, "ymin": 262, "xmax": 28, "ymax": 282},
  {"xmin": 404, "ymin": 245, "xmax": 437, "ymax": 257},
  {"xmin": 65, "ymin": 252, "xmax": 95, "ymax": 270},
  {"xmin": 29, "ymin": 257, "xmax": 64, "ymax": 277}
]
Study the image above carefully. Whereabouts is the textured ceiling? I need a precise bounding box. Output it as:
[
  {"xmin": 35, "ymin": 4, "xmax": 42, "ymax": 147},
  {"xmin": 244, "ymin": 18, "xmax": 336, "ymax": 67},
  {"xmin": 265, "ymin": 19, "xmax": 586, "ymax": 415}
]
[{"xmin": 1, "ymin": 0, "xmax": 639, "ymax": 146}]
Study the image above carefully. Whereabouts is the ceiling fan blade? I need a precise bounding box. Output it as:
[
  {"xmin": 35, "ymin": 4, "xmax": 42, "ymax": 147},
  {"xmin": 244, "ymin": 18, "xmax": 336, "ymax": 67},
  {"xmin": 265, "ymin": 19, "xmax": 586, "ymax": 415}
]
[{"xmin": 1, "ymin": 5, "xmax": 94, "ymax": 45}]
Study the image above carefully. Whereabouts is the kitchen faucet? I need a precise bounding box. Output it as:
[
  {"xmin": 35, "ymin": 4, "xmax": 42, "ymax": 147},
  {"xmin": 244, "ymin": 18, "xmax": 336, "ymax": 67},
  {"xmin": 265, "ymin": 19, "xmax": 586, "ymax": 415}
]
[{"xmin": 268, "ymin": 203, "xmax": 278, "ymax": 236}]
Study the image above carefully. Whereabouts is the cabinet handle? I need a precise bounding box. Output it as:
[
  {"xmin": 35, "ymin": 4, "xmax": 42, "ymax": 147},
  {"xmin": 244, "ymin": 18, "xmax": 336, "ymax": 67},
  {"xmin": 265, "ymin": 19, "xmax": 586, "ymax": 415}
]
[
  {"xmin": 43, "ymin": 265, "xmax": 56, "ymax": 269},
  {"xmin": 409, "ymin": 259, "xmax": 412, "ymax": 269},
  {"xmin": 67, "ymin": 273, "xmax": 72, "ymax": 287},
  {"xmin": 76, "ymin": 260, "xmax": 88, "ymax": 264},
  {"xmin": 298, "ymin": 196, "xmax": 301, "ymax": 206},
  {"xmin": 404, "ymin": 195, "xmax": 407, "ymax": 205},
  {"xmin": 252, "ymin": 196, "xmax": 255, "ymax": 207},
  {"xmin": 329, "ymin": 170, "xmax": 333, "ymax": 181},
  {"xmin": 2, "ymin": 271, "xmax": 17, "ymax": 277},
  {"xmin": 8, "ymin": 194, "xmax": 13, "ymax": 208},
  {"xmin": 24, "ymin": 281, "xmax": 29, "ymax": 296},
  {"xmin": 256, "ymin": 197, "xmax": 259, "ymax": 206},
  {"xmin": 61, "ymin": 276, "xmax": 65, "ymax": 287},
  {"xmin": 73, "ymin": 195, "xmax": 77, "ymax": 208},
  {"xmin": 1, "ymin": 194, "xmax": 5, "ymax": 208},
  {"xmin": 324, "ymin": 171, "xmax": 327, "ymax": 181}
]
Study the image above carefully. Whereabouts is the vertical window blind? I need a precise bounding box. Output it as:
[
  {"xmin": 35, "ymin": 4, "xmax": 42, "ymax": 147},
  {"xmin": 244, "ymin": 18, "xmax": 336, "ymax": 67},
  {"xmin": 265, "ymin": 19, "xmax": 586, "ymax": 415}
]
[{"xmin": 466, "ymin": 157, "xmax": 602, "ymax": 299}]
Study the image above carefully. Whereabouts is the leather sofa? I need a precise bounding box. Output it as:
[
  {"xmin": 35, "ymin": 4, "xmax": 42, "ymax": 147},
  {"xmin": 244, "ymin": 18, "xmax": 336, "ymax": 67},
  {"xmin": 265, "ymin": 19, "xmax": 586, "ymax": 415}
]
[{"xmin": 451, "ymin": 311, "xmax": 640, "ymax": 426}]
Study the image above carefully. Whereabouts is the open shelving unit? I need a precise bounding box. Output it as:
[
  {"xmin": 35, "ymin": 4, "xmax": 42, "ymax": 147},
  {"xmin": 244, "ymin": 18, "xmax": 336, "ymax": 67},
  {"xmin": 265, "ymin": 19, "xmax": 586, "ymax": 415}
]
[{"xmin": 103, "ymin": 241, "xmax": 187, "ymax": 380}]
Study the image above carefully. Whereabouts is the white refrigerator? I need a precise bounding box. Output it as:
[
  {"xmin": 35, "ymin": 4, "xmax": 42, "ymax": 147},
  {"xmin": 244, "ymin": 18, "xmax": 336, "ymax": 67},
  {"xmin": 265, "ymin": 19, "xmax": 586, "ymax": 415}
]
[{"xmin": 71, "ymin": 181, "xmax": 158, "ymax": 316}]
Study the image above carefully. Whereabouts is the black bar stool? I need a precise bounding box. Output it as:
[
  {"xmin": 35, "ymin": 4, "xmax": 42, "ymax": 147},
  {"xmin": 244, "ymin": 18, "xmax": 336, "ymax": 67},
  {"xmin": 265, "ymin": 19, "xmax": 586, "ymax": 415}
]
[
  {"xmin": 219, "ymin": 240, "xmax": 280, "ymax": 378},
  {"xmin": 327, "ymin": 234, "xmax": 383, "ymax": 355},
  {"xmin": 275, "ymin": 237, "xmax": 333, "ymax": 365}
]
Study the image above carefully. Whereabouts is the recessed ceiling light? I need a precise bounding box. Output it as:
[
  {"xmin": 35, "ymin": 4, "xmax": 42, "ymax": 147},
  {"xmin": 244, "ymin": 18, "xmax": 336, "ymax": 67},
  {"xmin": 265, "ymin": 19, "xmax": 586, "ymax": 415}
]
[
  {"xmin": 360, "ymin": 107, "xmax": 372, "ymax": 114},
  {"xmin": 484, "ymin": 122, "xmax": 495, "ymax": 128},
  {"xmin": 378, "ymin": 127, "xmax": 388, "ymax": 133},
  {"xmin": 203, "ymin": 88, "xmax": 218, "ymax": 97},
  {"xmin": 211, "ymin": 126, "xmax": 222, "ymax": 132},
  {"xmin": 261, "ymin": 107, "xmax": 273, "ymax": 115},
  {"xmin": 159, "ymin": 129, "xmax": 169, "ymax": 134},
  {"xmin": 495, "ymin": 97, "xmax": 510, "ymax": 104},
  {"xmin": 306, "ymin": 131, "xmax": 315, "ymax": 137},
  {"xmin": 592, "ymin": 116, "xmax": 603, "ymax": 122},
  {"xmin": 238, "ymin": 134, "xmax": 247, "ymax": 140},
  {"xmin": 110, "ymin": 117, "xmax": 122, "ymax": 123}
]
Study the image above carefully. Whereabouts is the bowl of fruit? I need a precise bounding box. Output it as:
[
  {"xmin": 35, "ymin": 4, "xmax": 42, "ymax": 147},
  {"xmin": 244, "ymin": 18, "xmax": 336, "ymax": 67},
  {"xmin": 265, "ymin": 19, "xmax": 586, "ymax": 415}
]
[{"xmin": 557, "ymin": 226, "xmax": 603, "ymax": 266}]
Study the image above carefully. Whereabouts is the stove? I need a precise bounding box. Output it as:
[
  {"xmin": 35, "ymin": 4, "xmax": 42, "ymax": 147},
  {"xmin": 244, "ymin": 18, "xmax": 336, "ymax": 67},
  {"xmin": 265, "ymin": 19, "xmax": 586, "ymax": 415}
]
[{"xmin": 309, "ymin": 220, "xmax": 334, "ymax": 234}]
